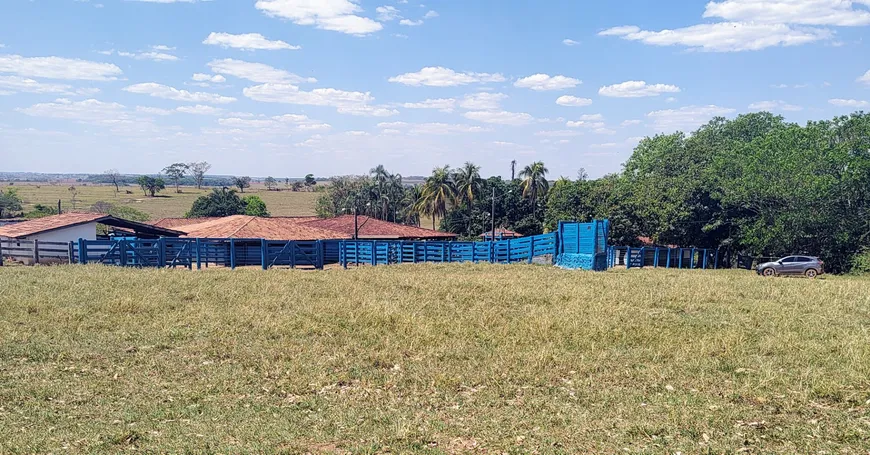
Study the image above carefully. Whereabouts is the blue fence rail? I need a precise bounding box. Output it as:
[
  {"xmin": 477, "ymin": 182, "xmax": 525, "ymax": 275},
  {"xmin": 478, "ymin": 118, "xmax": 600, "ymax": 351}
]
[
  {"xmin": 339, "ymin": 232, "xmax": 558, "ymax": 267},
  {"xmin": 75, "ymin": 238, "xmax": 330, "ymax": 270},
  {"xmin": 607, "ymin": 246, "xmax": 720, "ymax": 269}
]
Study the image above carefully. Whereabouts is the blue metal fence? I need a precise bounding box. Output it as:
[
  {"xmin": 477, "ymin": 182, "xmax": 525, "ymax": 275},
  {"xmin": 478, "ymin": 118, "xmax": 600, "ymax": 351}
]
[
  {"xmin": 338, "ymin": 232, "xmax": 559, "ymax": 268},
  {"xmin": 607, "ymin": 246, "xmax": 720, "ymax": 270}
]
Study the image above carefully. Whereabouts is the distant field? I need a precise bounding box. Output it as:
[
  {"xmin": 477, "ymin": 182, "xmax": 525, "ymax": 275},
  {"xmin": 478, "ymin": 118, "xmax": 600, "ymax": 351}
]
[
  {"xmin": 2, "ymin": 182, "xmax": 320, "ymax": 219},
  {"xmin": 1, "ymin": 265, "xmax": 868, "ymax": 453}
]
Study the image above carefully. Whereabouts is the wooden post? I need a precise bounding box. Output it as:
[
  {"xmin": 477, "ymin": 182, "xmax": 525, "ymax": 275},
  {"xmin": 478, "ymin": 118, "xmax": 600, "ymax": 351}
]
[
  {"xmin": 0, "ymin": 239, "xmax": 4, "ymax": 266},
  {"xmin": 678, "ymin": 249, "xmax": 683, "ymax": 269},
  {"xmin": 229, "ymin": 239, "xmax": 236, "ymax": 270},
  {"xmin": 691, "ymin": 248, "xmax": 696, "ymax": 269},
  {"xmin": 32, "ymin": 239, "xmax": 40, "ymax": 265},
  {"xmin": 261, "ymin": 239, "xmax": 268, "ymax": 270},
  {"xmin": 654, "ymin": 248, "xmax": 660, "ymax": 268},
  {"xmin": 196, "ymin": 238, "xmax": 202, "ymax": 270},
  {"xmin": 626, "ymin": 247, "xmax": 631, "ymax": 269},
  {"xmin": 714, "ymin": 249, "xmax": 720, "ymax": 269},
  {"xmin": 702, "ymin": 249, "xmax": 708, "ymax": 269},
  {"xmin": 119, "ymin": 240, "xmax": 127, "ymax": 267},
  {"xmin": 666, "ymin": 248, "xmax": 671, "ymax": 268},
  {"xmin": 78, "ymin": 238, "xmax": 87, "ymax": 264},
  {"xmin": 441, "ymin": 243, "xmax": 446, "ymax": 263}
]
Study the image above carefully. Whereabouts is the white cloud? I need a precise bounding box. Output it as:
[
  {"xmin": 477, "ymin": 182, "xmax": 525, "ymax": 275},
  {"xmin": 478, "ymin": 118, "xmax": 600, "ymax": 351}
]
[
  {"xmin": 459, "ymin": 92, "xmax": 507, "ymax": 110},
  {"xmin": 0, "ymin": 75, "xmax": 77, "ymax": 95},
  {"xmin": 578, "ymin": 114, "xmax": 604, "ymax": 121},
  {"xmin": 0, "ymin": 54, "xmax": 122, "ymax": 81},
  {"xmin": 399, "ymin": 19, "xmax": 424, "ymax": 26},
  {"xmin": 858, "ymin": 70, "xmax": 870, "ymax": 84},
  {"xmin": 123, "ymin": 83, "xmax": 237, "ymax": 104},
  {"xmin": 203, "ymin": 32, "xmax": 300, "ymax": 51},
  {"xmin": 556, "ymin": 95, "xmax": 593, "ymax": 107},
  {"xmin": 534, "ymin": 130, "xmax": 582, "ymax": 137},
  {"xmin": 192, "ymin": 73, "xmax": 226, "ymax": 83},
  {"xmin": 135, "ymin": 106, "xmax": 174, "ymax": 116},
  {"xmin": 562, "ymin": 38, "xmax": 580, "ymax": 46},
  {"xmin": 566, "ymin": 120, "xmax": 606, "ymax": 129},
  {"xmin": 599, "ymin": 22, "xmax": 832, "ymax": 52},
  {"xmin": 17, "ymin": 98, "xmax": 129, "ymax": 124},
  {"xmin": 377, "ymin": 121, "xmax": 486, "ymax": 135},
  {"xmin": 599, "ymin": 80, "xmax": 681, "ymax": 98},
  {"xmin": 376, "ymin": 5, "xmax": 400, "ymax": 21},
  {"xmin": 208, "ymin": 58, "xmax": 316, "ymax": 84},
  {"xmin": 621, "ymin": 119, "xmax": 642, "ymax": 126},
  {"xmin": 463, "ymin": 110, "xmax": 534, "ymax": 126},
  {"xmin": 748, "ymin": 100, "xmax": 803, "ymax": 111},
  {"xmin": 703, "ymin": 0, "xmax": 870, "ymax": 26},
  {"xmin": 255, "ymin": 0, "xmax": 383, "ymax": 35},
  {"xmin": 647, "ymin": 105, "xmax": 737, "ymax": 131},
  {"xmin": 829, "ymin": 98, "xmax": 869, "ymax": 107},
  {"xmin": 243, "ymin": 83, "xmax": 398, "ymax": 117},
  {"xmin": 389, "ymin": 67, "xmax": 505, "ymax": 87},
  {"xmin": 401, "ymin": 98, "xmax": 456, "ymax": 112},
  {"xmin": 110, "ymin": 46, "xmax": 179, "ymax": 62},
  {"xmin": 514, "ymin": 74, "xmax": 582, "ymax": 91},
  {"xmin": 424, "ymin": 10, "xmax": 439, "ymax": 19},
  {"xmin": 218, "ymin": 113, "xmax": 330, "ymax": 133},
  {"xmin": 176, "ymin": 105, "xmax": 226, "ymax": 115}
]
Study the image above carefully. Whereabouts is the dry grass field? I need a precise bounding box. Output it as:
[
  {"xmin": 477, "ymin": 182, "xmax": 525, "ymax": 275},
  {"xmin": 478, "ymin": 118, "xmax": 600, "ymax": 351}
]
[
  {"xmin": 1, "ymin": 265, "xmax": 869, "ymax": 453},
  {"xmin": 2, "ymin": 182, "xmax": 320, "ymax": 219}
]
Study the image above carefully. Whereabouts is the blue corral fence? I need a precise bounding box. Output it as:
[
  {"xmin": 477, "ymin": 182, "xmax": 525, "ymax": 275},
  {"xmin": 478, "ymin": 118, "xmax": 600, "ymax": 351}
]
[
  {"xmin": 607, "ymin": 246, "xmax": 721, "ymax": 269},
  {"xmin": 555, "ymin": 220, "xmax": 609, "ymax": 270},
  {"xmin": 339, "ymin": 232, "xmax": 558, "ymax": 267},
  {"xmin": 75, "ymin": 238, "xmax": 332, "ymax": 269}
]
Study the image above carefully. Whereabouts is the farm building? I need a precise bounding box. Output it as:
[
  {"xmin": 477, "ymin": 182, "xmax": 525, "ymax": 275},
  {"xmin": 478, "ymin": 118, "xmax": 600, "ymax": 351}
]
[
  {"xmin": 0, "ymin": 212, "xmax": 182, "ymax": 242},
  {"xmin": 149, "ymin": 215, "xmax": 457, "ymax": 241},
  {"xmin": 480, "ymin": 228, "xmax": 522, "ymax": 241}
]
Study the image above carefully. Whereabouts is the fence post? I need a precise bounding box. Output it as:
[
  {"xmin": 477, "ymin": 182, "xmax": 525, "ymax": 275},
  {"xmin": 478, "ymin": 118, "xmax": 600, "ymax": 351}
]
[
  {"xmin": 196, "ymin": 238, "xmax": 202, "ymax": 270},
  {"xmin": 32, "ymin": 239, "xmax": 40, "ymax": 265},
  {"xmin": 703, "ymin": 249, "xmax": 708, "ymax": 269},
  {"xmin": 340, "ymin": 241, "xmax": 347, "ymax": 269},
  {"xmin": 528, "ymin": 236, "xmax": 535, "ymax": 264},
  {"xmin": 78, "ymin": 238, "xmax": 87, "ymax": 264},
  {"xmin": 229, "ymin": 239, "xmax": 236, "ymax": 270},
  {"xmin": 714, "ymin": 249, "xmax": 720, "ymax": 270},
  {"xmin": 261, "ymin": 239, "xmax": 268, "ymax": 270},
  {"xmin": 0, "ymin": 239, "xmax": 4, "ymax": 266},
  {"xmin": 690, "ymin": 248, "xmax": 696, "ymax": 269},
  {"xmin": 626, "ymin": 247, "xmax": 631, "ymax": 270},
  {"xmin": 423, "ymin": 243, "xmax": 428, "ymax": 263},
  {"xmin": 316, "ymin": 240, "xmax": 324, "ymax": 270},
  {"xmin": 654, "ymin": 248, "xmax": 659, "ymax": 268}
]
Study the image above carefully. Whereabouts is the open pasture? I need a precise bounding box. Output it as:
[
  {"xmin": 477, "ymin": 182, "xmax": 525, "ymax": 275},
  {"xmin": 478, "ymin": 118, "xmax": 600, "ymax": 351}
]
[
  {"xmin": 2, "ymin": 182, "xmax": 320, "ymax": 219},
  {"xmin": 0, "ymin": 265, "xmax": 868, "ymax": 453}
]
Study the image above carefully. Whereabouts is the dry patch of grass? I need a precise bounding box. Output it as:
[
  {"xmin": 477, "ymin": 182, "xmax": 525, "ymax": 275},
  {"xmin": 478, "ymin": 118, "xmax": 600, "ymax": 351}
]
[
  {"xmin": 4, "ymin": 183, "xmax": 319, "ymax": 219},
  {"xmin": 1, "ymin": 265, "xmax": 869, "ymax": 453}
]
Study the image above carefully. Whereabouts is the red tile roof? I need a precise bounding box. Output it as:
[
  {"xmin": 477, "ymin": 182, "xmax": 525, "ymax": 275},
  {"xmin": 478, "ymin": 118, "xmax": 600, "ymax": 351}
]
[
  {"xmin": 176, "ymin": 216, "xmax": 348, "ymax": 241},
  {"xmin": 0, "ymin": 213, "xmax": 106, "ymax": 238},
  {"xmin": 480, "ymin": 228, "xmax": 522, "ymax": 238},
  {"xmin": 150, "ymin": 217, "xmax": 222, "ymax": 229},
  {"xmin": 302, "ymin": 215, "xmax": 457, "ymax": 239},
  {"xmin": 168, "ymin": 215, "xmax": 456, "ymax": 240}
]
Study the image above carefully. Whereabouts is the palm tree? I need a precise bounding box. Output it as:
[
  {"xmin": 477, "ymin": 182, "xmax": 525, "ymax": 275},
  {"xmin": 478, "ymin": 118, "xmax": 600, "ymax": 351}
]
[
  {"xmin": 519, "ymin": 161, "xmax": 550, "ymax": 215},
  {"xmin": 510, "ymin": 160, "xmax": 517, "ymax": 181},
  {"xmin": 417, "ymin": 165, "xmax": 456, "ymax": 230},
  {"xmin": 370, "ymin": 164, "xmax": 391, "ymax": 219},
  {"xmin": 453, "ymin": 162, "xmax": 482, "ymax": 233}
]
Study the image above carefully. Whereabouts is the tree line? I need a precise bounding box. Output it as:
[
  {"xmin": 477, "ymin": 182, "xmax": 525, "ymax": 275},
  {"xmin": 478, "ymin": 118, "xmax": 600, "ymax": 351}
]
[{"xmin": 316, "ymin": 111, "xmax": 870, "ymax": 273}]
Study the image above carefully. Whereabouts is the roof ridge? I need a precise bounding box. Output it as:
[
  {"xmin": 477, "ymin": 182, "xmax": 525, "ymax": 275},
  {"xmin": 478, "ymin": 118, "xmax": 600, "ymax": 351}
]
[{"xmin": 226, "ymin": 215, "xmax": 257, "ymax": 238}]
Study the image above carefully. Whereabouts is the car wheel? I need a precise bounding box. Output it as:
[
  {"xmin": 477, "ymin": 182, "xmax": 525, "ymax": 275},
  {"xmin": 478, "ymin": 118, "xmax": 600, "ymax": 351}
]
[
  {"xmin": 762, "ymin": 268, "xmax": 776, "ymax": 277},
  {"xmin": 805, "ymin": 269, "xmax": 818, "ymax": 279}
]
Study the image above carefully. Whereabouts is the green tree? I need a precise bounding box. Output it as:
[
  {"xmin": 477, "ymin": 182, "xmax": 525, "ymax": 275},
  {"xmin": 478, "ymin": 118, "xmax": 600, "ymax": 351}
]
[
  {"xmin": 23, "ymin": 204, "xmax": 58, "ymax": 219},
  {"xmin": 519, "ymin": 161, "xmax": 549, "ymax": 215},
  {"xmin": 162, "ymin": 163, "xmax": 189, "ymax": 193},
  {"xmin": 242, "ymin": 195, "xmax": 269, "ymax": 217},
  {"xmin": 233, "ymin": 176, "xmax": 252, "ymax": 193},
  {"xmin": 453, "ymin": 162, "xmax": 482, "ymax": 233},
  {"xmin": 416, "ymin": 166, "xmax": 456, "ymax": 231},
  {"xmin": 304, "ymin": 174, "xmax": 317, "ymax": 190},
  {"xmin": 187, "ymin": 187, "xmax": 246, "ymax": 218},
  {"xmin": 137, "ymin": 176, "xmax": 165, "ymax": 197},
  {"xmin": 264, "ymin": 176, "xmax": 278, "ymax": 191},
  {"xmin": 0, "ymin": 188, "xmax": 22, "ymax": 218}
]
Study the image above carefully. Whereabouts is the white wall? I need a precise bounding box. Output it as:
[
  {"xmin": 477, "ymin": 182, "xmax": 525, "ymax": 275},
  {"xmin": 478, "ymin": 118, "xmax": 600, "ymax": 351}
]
[{"xmin": 21, "ymin": 222, "xmax": 98, "ymax": 243}]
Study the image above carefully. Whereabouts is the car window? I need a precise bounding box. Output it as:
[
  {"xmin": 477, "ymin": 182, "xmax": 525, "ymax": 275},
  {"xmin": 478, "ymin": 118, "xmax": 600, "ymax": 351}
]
[
  {"xmin": 797, "ymin": 257, "xmax": 813, "ymax": 262},
  {"xmin": 781, "ymin": 257, "xmax": 796, "ymax": 263}
]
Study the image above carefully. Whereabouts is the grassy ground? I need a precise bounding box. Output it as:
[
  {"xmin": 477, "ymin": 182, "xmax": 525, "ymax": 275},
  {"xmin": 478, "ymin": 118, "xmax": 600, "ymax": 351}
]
[
  {"xmin": 1, "ymin": 265, "xmax": 868, "ymax": 453},
  {"xmin": 2, "ymin": 183, "xmax": 319, "ymax": 219}
]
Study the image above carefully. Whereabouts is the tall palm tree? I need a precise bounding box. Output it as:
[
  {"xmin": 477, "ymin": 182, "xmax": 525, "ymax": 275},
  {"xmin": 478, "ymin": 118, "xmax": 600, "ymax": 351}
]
[
  {"xmin": 417, "ymin": 165, "xmax": 456, "ymax": 230},
  {"xmin": 370, "ymin": 164, "xmax": 391, "ymax": 219},
  {"xmin": 453, "ymin": 162, "xmax": 482, "ymax": 233},
  {"xmin": 519, "ymin": 161, "xmax": 550, "ymax": 215},
  {"xmin": 510, "ymin": 160, "xmax": 517, "ymax": 181}
]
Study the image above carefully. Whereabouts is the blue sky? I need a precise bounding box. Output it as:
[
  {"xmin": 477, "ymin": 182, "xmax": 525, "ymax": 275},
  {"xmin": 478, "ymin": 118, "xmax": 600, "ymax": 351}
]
[{"xmin": 1, "ymin": 0, "xmax": 869, "ymax": 179}]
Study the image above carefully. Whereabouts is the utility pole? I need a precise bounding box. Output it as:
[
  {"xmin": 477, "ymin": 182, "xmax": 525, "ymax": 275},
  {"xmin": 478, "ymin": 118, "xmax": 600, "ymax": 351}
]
[
  {"xmin": 491, "ymin": 187, "xmax": 496, "ymax": 241},
  {"xmin": 354, "ymin": 205, "xmax": 359, "ymax": 240}
]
